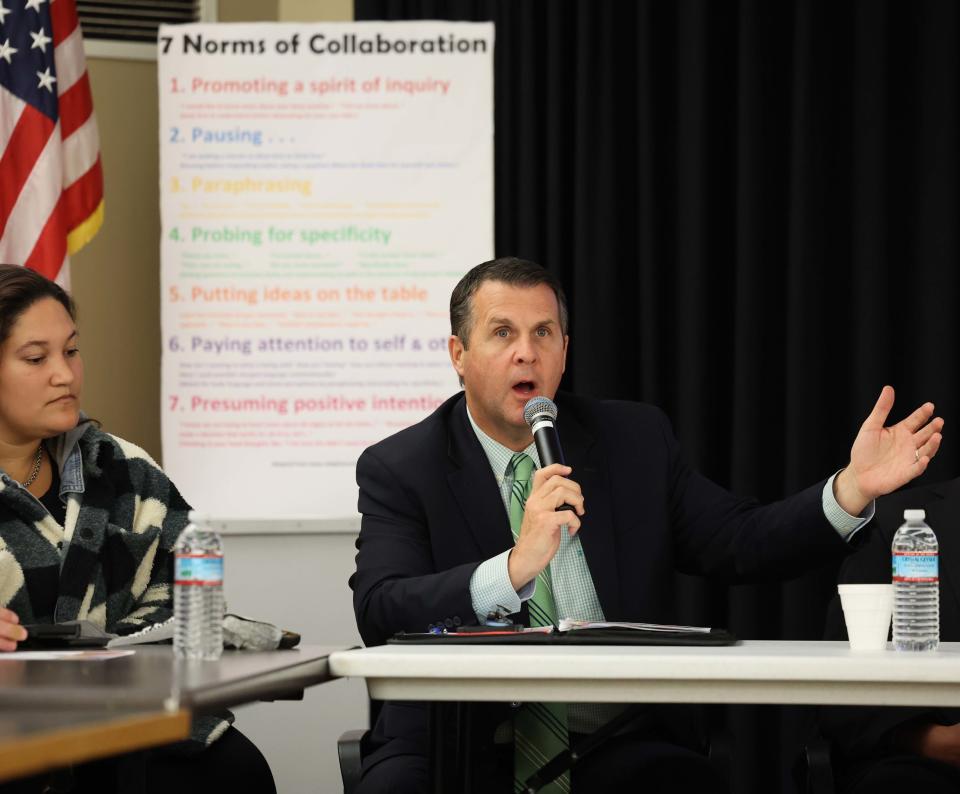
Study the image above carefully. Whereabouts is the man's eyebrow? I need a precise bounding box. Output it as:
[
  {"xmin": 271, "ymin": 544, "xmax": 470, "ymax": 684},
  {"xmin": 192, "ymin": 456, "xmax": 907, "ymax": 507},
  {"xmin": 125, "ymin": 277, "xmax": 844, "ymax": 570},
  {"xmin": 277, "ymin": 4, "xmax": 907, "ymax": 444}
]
[{"xmin": 486, "ymin": 317, "xmax": 557, "ymax": 327}]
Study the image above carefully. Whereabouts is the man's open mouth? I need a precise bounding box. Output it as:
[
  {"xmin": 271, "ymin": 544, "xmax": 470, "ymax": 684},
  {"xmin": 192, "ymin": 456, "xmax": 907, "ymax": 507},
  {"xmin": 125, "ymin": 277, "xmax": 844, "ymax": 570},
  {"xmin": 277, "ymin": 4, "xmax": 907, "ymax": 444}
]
[{"xmin": 512, "ymin": 380, "xmax": 536, "ymax": 396}]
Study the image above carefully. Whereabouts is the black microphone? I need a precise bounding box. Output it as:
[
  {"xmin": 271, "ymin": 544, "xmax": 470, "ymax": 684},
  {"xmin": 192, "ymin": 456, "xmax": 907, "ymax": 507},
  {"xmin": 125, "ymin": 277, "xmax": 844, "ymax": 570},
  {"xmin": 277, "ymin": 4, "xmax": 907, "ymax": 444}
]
[{"xmin": 523, "ymin": 396, "xmax": 575, "ymax": 513}]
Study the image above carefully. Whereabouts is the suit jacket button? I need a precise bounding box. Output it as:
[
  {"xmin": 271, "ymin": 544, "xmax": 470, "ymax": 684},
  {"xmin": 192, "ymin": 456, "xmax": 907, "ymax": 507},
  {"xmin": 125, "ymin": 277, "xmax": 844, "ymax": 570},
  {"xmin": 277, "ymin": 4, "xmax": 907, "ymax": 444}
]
[
  {"xmin": 452, "ymin": 616, "xmax": 461, "ymax": 626},
  {"xmin": 80, "ymin": 528, "xmax": 93, "ymax": 540},
  {"xmin": 443, "ymin": 618, "xmax": 454, "ymax": 628}
]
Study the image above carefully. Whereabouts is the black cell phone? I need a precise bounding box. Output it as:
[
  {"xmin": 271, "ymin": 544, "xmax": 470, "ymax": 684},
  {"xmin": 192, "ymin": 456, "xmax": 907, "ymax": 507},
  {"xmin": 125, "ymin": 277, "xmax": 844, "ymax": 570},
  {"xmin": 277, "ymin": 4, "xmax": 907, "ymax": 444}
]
[{"xmin": 20, "ymin": 623, "xmax": 82, "ymax": 648}]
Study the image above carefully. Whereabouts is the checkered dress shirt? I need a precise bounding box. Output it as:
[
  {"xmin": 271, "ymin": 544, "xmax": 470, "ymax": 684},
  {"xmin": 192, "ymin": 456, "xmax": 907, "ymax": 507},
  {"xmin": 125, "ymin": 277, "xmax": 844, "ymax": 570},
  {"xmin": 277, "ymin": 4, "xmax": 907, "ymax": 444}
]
[{"xmin": 466, "ymin": 410, "xmax": 612, "ymax": 732}]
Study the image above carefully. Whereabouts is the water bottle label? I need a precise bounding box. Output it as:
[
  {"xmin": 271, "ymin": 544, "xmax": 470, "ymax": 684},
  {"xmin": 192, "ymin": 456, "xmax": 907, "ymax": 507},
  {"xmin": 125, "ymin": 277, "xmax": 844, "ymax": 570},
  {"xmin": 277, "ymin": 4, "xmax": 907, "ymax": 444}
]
[
  {"xmin": 175, "ymin": 554, "xmax": 223, "ymax": 585},
  {"xmin": 892, "ymin": 552, "xmax": 938, "ymax": 582}
]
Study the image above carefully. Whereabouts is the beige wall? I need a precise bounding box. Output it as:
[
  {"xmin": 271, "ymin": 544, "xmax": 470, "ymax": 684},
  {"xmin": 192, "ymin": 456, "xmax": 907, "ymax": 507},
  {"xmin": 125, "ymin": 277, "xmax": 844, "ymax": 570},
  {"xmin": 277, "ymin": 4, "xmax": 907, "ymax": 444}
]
[
  {"xmin": 279, "ymin": 0, "xmax": 353, "ymax": 21},
  {"xmin": 72, "ymin": 59, "xmax": 162, "ymax": 458},
  {"xmin": 218, "ymin": 0, "xmax": 279, "ymax": 22},
  {"xmin": 71, "ymin": 0, "xmax": 354, "ymax": 463}
]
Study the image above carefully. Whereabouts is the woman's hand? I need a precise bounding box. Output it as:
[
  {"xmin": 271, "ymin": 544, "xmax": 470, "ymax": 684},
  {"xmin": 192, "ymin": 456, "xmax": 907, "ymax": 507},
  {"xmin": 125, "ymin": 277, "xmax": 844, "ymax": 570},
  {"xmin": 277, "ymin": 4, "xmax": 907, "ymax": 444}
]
[{"xmin": 0, "ymin": 608, "xmax": 27, "ymax": 652}]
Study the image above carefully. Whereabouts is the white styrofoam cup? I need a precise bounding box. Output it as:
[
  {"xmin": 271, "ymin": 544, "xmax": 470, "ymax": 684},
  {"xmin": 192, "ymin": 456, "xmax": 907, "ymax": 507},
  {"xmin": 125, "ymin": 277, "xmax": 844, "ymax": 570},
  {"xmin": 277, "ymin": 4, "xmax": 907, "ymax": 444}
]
[{"xmin": 838, "ymin": 583, "xmax": 893, "ymax": 651}]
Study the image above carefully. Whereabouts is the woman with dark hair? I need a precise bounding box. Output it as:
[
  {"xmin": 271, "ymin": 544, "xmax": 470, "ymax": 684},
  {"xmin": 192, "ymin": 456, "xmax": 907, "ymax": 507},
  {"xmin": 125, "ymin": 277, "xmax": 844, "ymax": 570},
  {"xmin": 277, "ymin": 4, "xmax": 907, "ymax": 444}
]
[{"xmin": 0, "ymin": 265, "xmax": 275, "ymax": 793}]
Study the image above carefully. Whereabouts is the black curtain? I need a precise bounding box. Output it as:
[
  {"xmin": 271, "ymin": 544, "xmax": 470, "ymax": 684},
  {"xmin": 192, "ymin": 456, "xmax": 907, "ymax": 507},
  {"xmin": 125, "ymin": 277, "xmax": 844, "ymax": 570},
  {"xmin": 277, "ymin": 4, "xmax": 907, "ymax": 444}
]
[{"xmin": 355, "ymin": 1, "xmax": 960, "ymax": 791}]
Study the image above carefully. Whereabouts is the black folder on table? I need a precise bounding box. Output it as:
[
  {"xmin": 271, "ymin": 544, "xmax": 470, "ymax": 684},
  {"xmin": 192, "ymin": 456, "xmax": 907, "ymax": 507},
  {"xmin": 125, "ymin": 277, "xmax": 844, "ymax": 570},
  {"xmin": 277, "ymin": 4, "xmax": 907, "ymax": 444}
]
[{"xmin": 389, "ymin": 626, "xmax": 738, "ymax": 647}]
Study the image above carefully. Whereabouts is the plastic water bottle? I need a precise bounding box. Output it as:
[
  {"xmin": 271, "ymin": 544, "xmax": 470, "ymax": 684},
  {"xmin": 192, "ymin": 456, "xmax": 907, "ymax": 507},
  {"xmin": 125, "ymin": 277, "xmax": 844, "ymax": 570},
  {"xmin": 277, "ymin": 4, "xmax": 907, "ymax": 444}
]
[
  {"xmin": 892, "ymin": 509, "xmax": 939, "ymax": 652},
  {"xmin": 174, "ymin": 512, "xmax": 224, "ymax": 660}
]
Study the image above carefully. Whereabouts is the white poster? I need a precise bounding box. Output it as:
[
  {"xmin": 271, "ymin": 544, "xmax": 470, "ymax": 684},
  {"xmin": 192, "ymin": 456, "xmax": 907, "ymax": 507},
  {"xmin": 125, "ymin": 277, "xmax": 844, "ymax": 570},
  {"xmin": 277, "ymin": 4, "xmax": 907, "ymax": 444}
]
[{"xmin": 159, "ymin": 22, "xmax": 494, "ymax": 521}]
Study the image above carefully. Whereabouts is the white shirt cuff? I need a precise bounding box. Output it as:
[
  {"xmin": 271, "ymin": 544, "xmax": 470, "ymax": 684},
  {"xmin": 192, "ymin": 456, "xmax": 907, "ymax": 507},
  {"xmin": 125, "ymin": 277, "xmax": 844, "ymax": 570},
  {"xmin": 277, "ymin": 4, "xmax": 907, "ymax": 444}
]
[
  {"xmin": 469, "ymin": 549, "xmax": 534, "ymax": 623},
  {"xmin": 822, "ymin": 471, "xmax": 875, "ymax": 540}
]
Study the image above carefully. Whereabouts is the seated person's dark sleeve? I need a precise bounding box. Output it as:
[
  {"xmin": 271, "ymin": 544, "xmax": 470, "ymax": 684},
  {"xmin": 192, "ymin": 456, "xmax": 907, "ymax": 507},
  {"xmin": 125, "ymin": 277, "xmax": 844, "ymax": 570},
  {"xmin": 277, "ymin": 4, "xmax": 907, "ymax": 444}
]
[
  {"xmin": 350, "ymin": 448, "xmax": 481, "ymax": 647},
  {"xmin": 818, "ymin": 489, "xmax": 960, "ymax": 764}
]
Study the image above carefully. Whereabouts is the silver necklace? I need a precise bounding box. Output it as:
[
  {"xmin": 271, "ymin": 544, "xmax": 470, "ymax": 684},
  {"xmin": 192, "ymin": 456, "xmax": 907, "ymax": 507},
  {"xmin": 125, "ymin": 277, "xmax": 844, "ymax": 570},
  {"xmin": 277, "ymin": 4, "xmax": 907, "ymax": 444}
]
[{"xmin": 21, "ymin": 445, "xmax": 43, "ymax": 488}]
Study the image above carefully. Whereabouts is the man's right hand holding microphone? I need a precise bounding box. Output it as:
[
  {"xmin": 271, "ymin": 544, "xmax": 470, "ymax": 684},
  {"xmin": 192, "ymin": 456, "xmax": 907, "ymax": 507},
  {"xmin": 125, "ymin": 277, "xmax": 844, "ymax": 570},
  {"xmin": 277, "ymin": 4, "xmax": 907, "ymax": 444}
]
[{"xmin": 507, "ymin": 463, "xmax": 585, "ymax": 590}]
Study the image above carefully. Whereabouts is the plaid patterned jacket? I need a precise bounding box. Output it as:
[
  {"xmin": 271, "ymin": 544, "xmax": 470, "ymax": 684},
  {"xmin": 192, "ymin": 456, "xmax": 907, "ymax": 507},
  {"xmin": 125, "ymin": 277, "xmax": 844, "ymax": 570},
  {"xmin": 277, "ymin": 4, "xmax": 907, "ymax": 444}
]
[{"xmin": 0, "ymin": 422, "xmax": 230, "ymax": 749}]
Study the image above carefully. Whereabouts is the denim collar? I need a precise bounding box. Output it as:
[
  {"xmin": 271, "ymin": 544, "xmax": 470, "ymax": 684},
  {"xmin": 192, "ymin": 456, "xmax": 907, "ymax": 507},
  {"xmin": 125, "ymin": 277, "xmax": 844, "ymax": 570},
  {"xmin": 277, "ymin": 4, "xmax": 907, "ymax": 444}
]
[{"xmin": 44, "ymin": 414, "xmax": 93, "ymax": 500}]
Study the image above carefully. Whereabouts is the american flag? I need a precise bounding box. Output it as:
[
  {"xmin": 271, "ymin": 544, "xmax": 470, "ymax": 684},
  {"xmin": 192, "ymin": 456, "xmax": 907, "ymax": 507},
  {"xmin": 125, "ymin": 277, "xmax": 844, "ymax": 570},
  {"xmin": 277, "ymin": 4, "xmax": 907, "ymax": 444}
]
[{"xmin": 0, "ymin": 0, "xmax": 102, "ymax": 284}]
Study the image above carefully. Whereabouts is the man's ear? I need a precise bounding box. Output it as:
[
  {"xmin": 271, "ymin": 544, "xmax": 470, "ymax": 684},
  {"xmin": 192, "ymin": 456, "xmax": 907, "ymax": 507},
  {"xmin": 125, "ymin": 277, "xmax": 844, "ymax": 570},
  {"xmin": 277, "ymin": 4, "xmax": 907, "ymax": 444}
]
[
  {"xmin": 448, "ymin": 335, "xmax": 465, "ymax": 377},
  {"xmin": 561, "ymin": 335, "xmax": 569, "ymax": 374}
]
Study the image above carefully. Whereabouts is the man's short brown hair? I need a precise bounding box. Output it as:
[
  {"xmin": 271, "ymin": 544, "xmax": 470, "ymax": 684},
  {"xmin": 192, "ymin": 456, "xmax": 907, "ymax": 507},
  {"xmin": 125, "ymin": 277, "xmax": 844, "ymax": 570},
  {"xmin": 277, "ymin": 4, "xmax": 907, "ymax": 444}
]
[{"xmin": 449, "ymin": 257, "xmax": 569, "ymax": 348}]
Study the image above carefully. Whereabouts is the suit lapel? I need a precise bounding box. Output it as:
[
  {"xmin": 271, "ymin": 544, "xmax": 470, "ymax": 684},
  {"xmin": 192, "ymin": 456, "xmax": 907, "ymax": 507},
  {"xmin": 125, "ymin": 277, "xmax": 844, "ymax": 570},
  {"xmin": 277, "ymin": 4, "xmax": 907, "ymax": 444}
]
[
  {"xmin": 445, "ymin": 398, "xmax": 516, "ymax": 559},
  {"xmin": 557, "ymin": 404, "xmax": 621, "ymax": 619}
]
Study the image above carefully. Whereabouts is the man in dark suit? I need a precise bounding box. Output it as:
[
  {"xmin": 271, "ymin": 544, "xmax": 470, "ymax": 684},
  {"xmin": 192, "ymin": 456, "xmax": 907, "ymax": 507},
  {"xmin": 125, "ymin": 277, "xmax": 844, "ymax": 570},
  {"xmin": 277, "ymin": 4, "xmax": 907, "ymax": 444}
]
[
  {"xmin": 820, "ymin": 479, "xmax": 960, "ymax": 793},
  {"xmin": 350, "ymin": 257, "xmax": 943, "ymax": 793}
]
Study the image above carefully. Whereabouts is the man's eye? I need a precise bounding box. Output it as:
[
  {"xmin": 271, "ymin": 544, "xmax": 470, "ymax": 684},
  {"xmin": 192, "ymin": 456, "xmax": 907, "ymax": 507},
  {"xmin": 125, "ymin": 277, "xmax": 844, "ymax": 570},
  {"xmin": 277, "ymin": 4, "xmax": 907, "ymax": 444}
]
[
  {"xmin": 495, "ymin": 328, "xmax": 509, "ymax": 338},
  {"xmin": 66, "ymin": 348, "xmax": 80, "ymax": 357},
  {"xmin": 536, "ymin": 327, "xmax": 550, "ymax": 337},
  {"xmin": 26, "ymin": 357, "xmax": 44, "ymax": 365}
]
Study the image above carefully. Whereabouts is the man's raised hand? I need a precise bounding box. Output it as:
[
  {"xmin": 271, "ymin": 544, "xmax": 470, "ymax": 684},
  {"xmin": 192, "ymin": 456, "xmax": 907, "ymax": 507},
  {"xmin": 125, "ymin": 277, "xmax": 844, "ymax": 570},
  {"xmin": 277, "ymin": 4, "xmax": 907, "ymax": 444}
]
[{"xmin": 834, "ymin": 386, "xmax": 944, "ymax": 516}]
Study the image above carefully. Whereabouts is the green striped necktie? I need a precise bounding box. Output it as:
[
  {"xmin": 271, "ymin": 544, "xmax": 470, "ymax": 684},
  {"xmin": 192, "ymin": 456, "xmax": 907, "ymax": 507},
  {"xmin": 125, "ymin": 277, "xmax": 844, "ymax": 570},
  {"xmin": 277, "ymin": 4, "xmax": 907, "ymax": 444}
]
[{"xmin": 508, "ymin": 453, "xmax": 570, "ymax": 794}]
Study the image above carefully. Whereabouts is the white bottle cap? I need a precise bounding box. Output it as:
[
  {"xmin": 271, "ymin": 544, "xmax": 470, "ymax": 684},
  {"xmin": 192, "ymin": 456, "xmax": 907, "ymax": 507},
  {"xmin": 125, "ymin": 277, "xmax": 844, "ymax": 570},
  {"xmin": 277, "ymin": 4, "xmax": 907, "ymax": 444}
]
[{"xmin": 904, "ymin": 509, "xmax": 926, "ymax": 521}]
